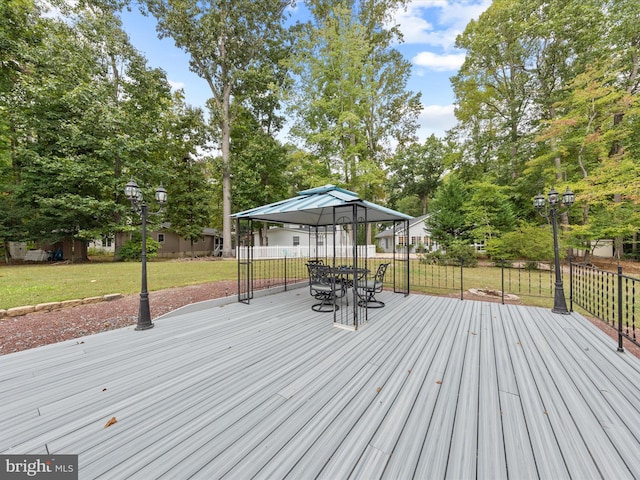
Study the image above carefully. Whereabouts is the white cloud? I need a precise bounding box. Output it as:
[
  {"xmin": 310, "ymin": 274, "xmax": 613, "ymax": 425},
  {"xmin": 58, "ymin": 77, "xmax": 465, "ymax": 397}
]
[
  {"xmin": 412, "ymin": 51, "xmax": 466, "ymax": 71},
  {"xmin": 394, "ymin": 0, "xmax": 492, "ymax": 48},
  {"xmin": 418, "ymin": 104, "xmax": 457, "ymax": 138},
  {"xmin": 168, "ymin": 80, "xmax": 185, "ymax": 91}
]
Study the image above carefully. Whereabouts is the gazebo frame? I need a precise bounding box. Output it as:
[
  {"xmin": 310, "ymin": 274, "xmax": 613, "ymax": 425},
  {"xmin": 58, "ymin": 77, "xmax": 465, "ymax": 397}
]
[{"xmin": 232, "ymin": 185, "xmax": 411, "ymax": 329}]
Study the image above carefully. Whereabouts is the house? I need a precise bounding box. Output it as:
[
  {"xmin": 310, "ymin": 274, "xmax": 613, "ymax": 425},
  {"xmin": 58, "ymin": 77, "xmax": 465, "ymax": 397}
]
[
  {"xmin": 257, "ymin": 224, "xmax": 350, "ymax": 248},
  {"xmin": 154, "ymin": 227, "xmax": 223, "ymax": 258},
  {"xmin": 115, "ymin": 227, "xmax": 223, "ymax": 259},
  {"xmin": 375, "ymin": 214, "xmax": 439, "ymax": 254},
  {"xmin": 249, "ymin": 223, "xmax": 354, "ymax": 258}
]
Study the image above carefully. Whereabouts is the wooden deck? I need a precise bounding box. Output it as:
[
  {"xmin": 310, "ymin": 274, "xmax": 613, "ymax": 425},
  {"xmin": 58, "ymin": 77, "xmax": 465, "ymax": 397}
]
[{"xmin": 2, "ymin": 288, "xmax": 640, "ymax": 479}]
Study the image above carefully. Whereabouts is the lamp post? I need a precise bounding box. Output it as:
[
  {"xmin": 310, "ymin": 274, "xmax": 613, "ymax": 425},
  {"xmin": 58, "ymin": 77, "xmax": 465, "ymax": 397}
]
[
  {"xmin": 534, "ymin": 186, "xmax": 574, "ymax": 314},
  {"xmin": 124, "ymin": 178, "xmax": 167, "ymax": 330}
]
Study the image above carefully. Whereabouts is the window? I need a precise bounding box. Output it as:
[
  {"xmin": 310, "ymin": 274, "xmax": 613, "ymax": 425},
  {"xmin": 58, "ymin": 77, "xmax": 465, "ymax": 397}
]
[
  {"xmin": 398, "ymin": 236, "xmax": 407, "ymax": 246},
  {"xmin": 158, "ymin": 233, "xmax": 165, "ymax": 243},
  {"xmin": 293, "ymin": 236, "xmax": 300, "ymax": 246},
  {"xmin": 411, "ymin": 236, "xmax": 420, "ymax": 246}
]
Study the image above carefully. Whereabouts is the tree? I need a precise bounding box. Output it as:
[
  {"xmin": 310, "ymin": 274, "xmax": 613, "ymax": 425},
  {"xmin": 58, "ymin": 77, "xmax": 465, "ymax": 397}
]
[
  {"xmin": 452, "ymin": 0, "xmax": 606, "ymax": 211},
  {"xmin": 0, "ymin": 0, "xmax": 43, "ymax": 259},
  {"xmin": 463, "ymin": 181, "xmax": 516, "ymax": 243},
  {"xmin": 287, "ymin": 0, "xmax": 420, "ymax": 198},
  {"xmin": 162, "ymin": 101, "xmax": 213, "ymax": 258},
  {"xmin": 387, "ymin": 135, "xmax": 445, "ymax": 215},
  {"xmin": 425, "ymin": 176, "xmax": 471, "ymax": 248},
  {"xmin": 2, "ymin": 2, "xmax": 182, "ymax": 260},
  {"xmin": 167, "ymin": 155, "xmax": 213, "ymax": 258},
  {"xmin": 451, "ymin": 0, "xmax": 536, "ymax": 184},
  {"xmin": 141, "ymin": 0, "xmax": 293, "ymax": 258}
]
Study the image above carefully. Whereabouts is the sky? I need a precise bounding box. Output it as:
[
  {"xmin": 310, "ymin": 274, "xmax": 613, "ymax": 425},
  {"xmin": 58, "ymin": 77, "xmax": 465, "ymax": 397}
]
[{"xmin": 119, "ymin": 0, "xmax": 492, "ymax": 142}]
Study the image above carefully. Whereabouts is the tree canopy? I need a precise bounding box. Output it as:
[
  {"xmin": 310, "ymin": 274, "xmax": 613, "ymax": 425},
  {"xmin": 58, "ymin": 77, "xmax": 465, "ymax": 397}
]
[{"xmin": 2, "ymin": 0, "xmax": 640, "ymax": 263}]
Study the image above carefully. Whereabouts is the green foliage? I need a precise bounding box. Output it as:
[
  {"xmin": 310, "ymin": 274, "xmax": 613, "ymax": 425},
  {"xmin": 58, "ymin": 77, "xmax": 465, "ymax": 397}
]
[
  {"xmin": 230, "ymin": 106, "xmax": 291, "ymax": 212},
  {"xmin": 387, "ymin": 135, "xmax": 445, "ymax": 215},
  {"xmin": 464, "ymin": 181, "xmax": 516, "ymax": 243},
  {"xmin": 141, "ymin": 0, "xmax": 294, "ymax": 257},
  {"xmin": 419, "ymin": 240, "xmax": 477, "ymax": 266},
  {"xmin": 485, "ymin": 222, "xmax": 557, "ymax": 261},
  {"xmin": 395, "ymin": 196, "xmax": 423, "ymax": 218},
  {"xmin": 117, "ymin": 233, "xmax": 160, "ymax": 261},
  {"xmin": 287, "ymin": 0, "xmax": 420, "ymax": 197},
  {"xmin": 163, "ymin": 106, "xmax": 214, "ymax": 257},
  {"xmin": 425, "ymin": 175, "xmax": 471, "ymax": 248},
  {"xmin": 445, "ymin": 240, "xmax": 478, "ymax": 267}
]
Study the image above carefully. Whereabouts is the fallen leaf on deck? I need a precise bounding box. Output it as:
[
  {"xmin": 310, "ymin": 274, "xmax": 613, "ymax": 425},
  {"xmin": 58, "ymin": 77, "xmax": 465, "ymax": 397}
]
[
  {"xmin": 436, "ymin": 380, "xmax": 442, "ymax": 385},
  {"xmin": 104, "ymin": 417, "xmax": 117, "ymax": 428}
]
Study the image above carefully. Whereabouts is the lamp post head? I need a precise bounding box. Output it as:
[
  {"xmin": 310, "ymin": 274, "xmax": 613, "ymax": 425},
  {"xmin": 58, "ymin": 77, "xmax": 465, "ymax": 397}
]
[
  {"xmin": 548, "ymin": 187, "xmax": 559, "ymax": 205},
  {"xmin": 125, "ymin": 178, "xmax": 141, "ymax": 204},
  {"xmin": 562, "ymin": 186, "xmax": 575, "ymax": 208},
  {"xmin": 534, "ymin": 192, "xmax": 545, "ymax": 211},
  {"xmin": 155, "ymin": 184, "xmax": 168, "ymax": 206}
]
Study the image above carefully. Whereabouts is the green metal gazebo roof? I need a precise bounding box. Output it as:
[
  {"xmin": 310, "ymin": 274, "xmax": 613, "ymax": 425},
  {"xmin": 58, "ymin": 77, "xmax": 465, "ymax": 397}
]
[{"xmin": 232, "ymin": 185, "xmax": 412, "ymax": 226}]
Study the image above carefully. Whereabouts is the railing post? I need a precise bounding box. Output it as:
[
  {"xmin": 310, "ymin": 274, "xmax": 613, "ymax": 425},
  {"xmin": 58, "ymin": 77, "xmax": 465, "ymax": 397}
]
[
  {"xmin": 617, "ymin": 266, "xmax": 624, "ymax": 352},
  {"xmin": 460, "ymin": 256, "xmax": 464, "ymax": 301},
  {"xmin": 501, "ymin": 258, "xmax": 505, "ymax": 305},
  {"xmin": 284, "ymin": 255, "xmax": 288, "ymax": 291},
  {"xmin": 569, "ymin": 256, "xmax": 573, "ymax": 312}
]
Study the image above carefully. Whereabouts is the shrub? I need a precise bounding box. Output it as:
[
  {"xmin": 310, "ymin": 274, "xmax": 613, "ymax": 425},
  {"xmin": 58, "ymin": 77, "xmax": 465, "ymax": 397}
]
[
  {"xmin": 485, "ymin": 222, "xmax": 556, "ymax": 261},
  {"xmin": 117, "ymin": 233, "xmax": 160, "ymax": 261},
  {"xmin": 419, "ymin": 250, "xmax": 443, "ymax": 264},
  {"xmin": 445, "ymin": 240, "xmax": 478, "ymax": 267}
]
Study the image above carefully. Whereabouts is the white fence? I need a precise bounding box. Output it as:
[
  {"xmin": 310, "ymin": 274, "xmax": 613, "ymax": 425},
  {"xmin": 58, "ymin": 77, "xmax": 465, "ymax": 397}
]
[{"xmin": 236, "ymin": 245, "xmax": 376, "ymax": 260}]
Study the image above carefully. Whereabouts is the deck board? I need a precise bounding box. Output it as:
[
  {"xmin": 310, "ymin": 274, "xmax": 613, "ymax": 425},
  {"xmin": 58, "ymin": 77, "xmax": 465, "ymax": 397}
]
[{"xmin": 2, "ymin": 290, "xmax": 640, "ymax": 479}]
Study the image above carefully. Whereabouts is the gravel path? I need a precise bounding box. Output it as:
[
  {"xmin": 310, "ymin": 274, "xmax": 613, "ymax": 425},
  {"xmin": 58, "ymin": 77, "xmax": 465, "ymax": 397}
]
[{"xmin": 0, "ymin": 281, "xmax": 236, "ymax": 355}]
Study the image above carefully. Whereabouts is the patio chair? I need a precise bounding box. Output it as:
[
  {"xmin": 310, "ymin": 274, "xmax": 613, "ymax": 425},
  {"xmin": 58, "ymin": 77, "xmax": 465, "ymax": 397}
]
[
  {"xmin": 358, "ymin": 263, "xmax": 390, "ymax": 308},
  {"xmin": 306, "ymin": 263, "xmax": 342, "ymax": 312}
]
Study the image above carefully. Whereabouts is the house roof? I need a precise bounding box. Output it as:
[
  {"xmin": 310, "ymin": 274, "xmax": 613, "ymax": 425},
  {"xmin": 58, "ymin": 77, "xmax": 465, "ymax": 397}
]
[
  {"xmin": 375, "ymin": 214, "xmax": 429, "ymax": 239},
  {"xmin": 232, "ymin": 185, "xmax": 412, "ymax": 227}
]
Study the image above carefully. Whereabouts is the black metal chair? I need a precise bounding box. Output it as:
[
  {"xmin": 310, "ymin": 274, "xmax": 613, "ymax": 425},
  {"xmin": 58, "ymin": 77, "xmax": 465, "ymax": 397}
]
[
  {"xmin": 306, "ymin": 263, "xmax": 342, "ymax": 312},
  {"xmin": 358, "ymin": 263, "xmax": 390, "ymax": 308}
]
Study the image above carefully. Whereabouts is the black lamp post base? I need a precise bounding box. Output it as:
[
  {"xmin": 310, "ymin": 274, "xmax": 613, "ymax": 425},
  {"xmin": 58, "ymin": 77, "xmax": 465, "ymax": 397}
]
[
  {"xmin": 552, "ymin": 283, "xmax": 570, "ymax": 315},
  {"xmin": 134, "ymin": 323, "xmax": 155, "ymax": 330},
  {"xmin": 135, "ymin": 322, "xmax": 155, "ymax": 331},
  {"xmin": 135, "ymin": 293, "xmax": 155, "ymax": 330}
]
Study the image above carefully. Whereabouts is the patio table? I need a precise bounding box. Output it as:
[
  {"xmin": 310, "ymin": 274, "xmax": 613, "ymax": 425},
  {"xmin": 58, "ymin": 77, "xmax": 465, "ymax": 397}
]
[{"xmin": 328, "ymin": 266, "xmax": 369, "ymax": 287}]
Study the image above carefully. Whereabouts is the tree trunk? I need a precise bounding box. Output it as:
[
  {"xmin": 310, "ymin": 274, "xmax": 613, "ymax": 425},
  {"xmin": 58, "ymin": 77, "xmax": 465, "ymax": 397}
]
[{"xmin": 221, "ymin": 83, "xmax": 233, "ymax": 259}]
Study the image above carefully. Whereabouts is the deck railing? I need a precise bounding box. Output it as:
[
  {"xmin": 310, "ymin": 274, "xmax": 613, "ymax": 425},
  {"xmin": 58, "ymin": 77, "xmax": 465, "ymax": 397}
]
[
  {"xmin": 240, "ymin": 254, "xmax": 639, "ymax": 351},
  {"xmin": 570, "ymin": 260, "xmax": 639, "ymax": 351},
  {"xmin": 244, "ymin": 256, "xmax": 560, "ymax": 303},
  {"xmin": 409, "ymin": 258, "xmax": 559, "ymax": 303}
]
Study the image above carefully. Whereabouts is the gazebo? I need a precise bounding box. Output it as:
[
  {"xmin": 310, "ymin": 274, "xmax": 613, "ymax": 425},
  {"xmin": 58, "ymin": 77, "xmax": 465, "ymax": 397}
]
[{"xmin": 232, "ymin": 185, "xmax": 412, "ymax": 329}]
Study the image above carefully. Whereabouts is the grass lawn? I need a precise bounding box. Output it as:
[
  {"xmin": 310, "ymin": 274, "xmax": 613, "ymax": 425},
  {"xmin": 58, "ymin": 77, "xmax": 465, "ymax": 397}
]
[
  {"xmin": 407, "ymin": 261, "xmax": 558, "ymax": 309},
  {"xmin": 1, "ymin": 257, "xmax": 564, "ymax": 311},
  {"xmin": 0, "ymin": 259, "xmax": 238, "ymax": 310}
]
